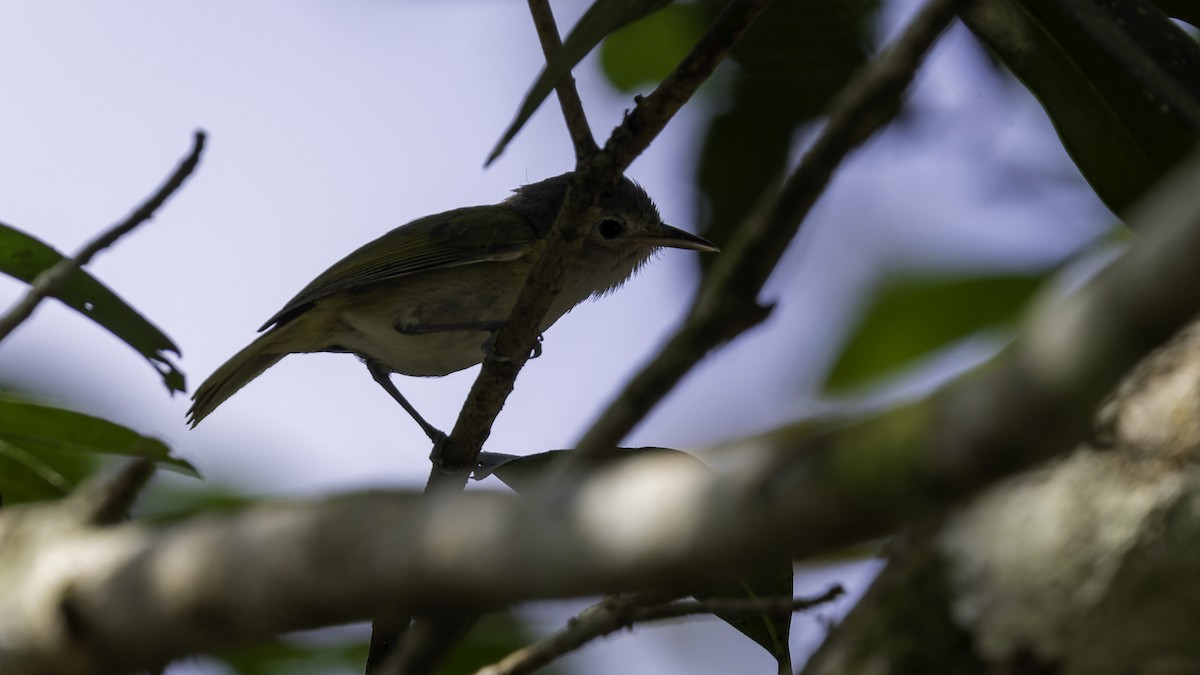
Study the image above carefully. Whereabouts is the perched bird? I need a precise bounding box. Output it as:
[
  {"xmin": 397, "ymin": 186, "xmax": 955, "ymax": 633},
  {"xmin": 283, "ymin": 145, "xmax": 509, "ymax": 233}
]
[{"xmin": 187, "ymin": 173, "xmax": 717, "ymax": 441}]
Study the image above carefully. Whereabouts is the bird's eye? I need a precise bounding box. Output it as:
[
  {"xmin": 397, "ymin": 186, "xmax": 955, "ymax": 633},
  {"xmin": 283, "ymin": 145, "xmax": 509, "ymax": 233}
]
[{"xmin": 597, "ymin": 218, "xmax": 625, "ymax": 239}]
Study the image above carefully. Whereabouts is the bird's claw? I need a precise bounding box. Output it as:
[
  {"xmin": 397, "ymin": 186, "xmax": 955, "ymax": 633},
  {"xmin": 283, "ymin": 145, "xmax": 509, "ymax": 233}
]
[{"xmin": 481, "ymin": 332, "xmax": 544, "ymax": 362}]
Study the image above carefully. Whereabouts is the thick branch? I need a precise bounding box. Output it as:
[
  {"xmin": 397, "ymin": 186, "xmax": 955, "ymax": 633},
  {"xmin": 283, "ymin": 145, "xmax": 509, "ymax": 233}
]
[
  {"xmin": 576, "ymin": 0, "xmax": 970, "ymax": 453},
  {"xmin": 0, "ymin": 131, "xmax": 206, "ymax": 343}
]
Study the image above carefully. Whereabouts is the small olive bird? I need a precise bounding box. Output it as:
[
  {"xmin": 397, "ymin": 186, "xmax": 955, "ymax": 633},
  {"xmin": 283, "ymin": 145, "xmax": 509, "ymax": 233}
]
[{"xmin": 187, "ymin": 173, "xmax": 717, "ymax": 442}]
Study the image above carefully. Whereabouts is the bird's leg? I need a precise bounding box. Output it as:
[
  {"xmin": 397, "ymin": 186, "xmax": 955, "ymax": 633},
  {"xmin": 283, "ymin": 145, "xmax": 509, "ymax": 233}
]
[{"xmin": 366, "ymin": 360, "xmax": 447, "ymax": 447}]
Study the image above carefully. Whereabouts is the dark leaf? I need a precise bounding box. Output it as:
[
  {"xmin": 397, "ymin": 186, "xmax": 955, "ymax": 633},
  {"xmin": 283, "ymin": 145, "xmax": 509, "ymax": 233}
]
[
  {"xmin": 964, "ymin": 0, "xmax": 1200, "ymax": 217},
  {"xmin": 0, "ymin": 222, "xmax": 186, "ymax": 393},
  {"xmin": 694, "ymin": 0, "xmax": 880, "ymax": 269}
]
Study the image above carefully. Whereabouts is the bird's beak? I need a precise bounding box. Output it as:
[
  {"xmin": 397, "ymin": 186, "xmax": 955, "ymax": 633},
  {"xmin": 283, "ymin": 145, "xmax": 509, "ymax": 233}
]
[{"xmin": 641, "ymin": 222, "xmax": 720, "ymax": 253}]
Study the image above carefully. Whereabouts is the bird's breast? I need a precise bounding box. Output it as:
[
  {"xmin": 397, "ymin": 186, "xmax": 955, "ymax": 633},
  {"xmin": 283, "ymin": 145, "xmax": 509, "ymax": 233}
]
[{"xmin": 310, "ymin": 261, "xmax": 586, "ymax": 377}]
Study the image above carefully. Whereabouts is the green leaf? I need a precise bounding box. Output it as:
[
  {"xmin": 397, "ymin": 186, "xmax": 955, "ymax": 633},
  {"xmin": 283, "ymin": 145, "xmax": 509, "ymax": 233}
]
[
  {"xmin": 487, "ymin": 0, "xmax": 673, "ymax": 165},
  {"xmin": 694, "ymin": 0, "xmax": 880, "ymax": 267},
  {"xmin": 0, "ymin": 222, "xmax": 186, "ymax": 393},
  {"xmin": 963, "ymin": 0, "xmax": 1200, "ymax": 217},
  {"xmin": 824, "ymin": 273, "xmax": 1048, "ymax": 393},
  {"xmin": 0, "ymin": 443, "xmax": 98, "ymax": 504},
  {"xmin": 481, "ymin": 447, "xmax": 793, "ymax": 662},
  {"xmin": 600, "ymin": 3, "xmax": 706, "ymax": 92},
  {"xmin": 0, "ymin": 395, "xmax": 195, "ymax": 503}
]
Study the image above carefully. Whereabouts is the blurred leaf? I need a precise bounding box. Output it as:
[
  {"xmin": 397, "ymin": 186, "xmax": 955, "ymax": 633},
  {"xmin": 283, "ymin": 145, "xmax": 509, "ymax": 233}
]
[
  {"xmin": 600, "ymin": 3, "xmax": 706, "ymax": 91},
  {"xmin": 695, "ymin": 0, "xmax": 880, "ymax": 268},
  {"xmin": 0, "ymin": 395, "xmax": 195, "ymax": 504},
  {"xmin": 964, "ymin": 0, "xmax": 1200, "ymax": 218},
  {"xmin": 0, "ymin": 222, "xmax": 186, "ymax": 393},
  {"xmin": 487, "ymin": 0, "xmax": 673, "ymax": 165},
  {"xmin": 825, "ymin": 273, "xmax": 1047, "ymax": 393},
  {"xmin": 0, "ymin": 443, "xmax": 98, "ymax": 504},
  {"xmin": 696, "ymin": 562, "xmax": 794, "ymax": 668},
  {"xmin": 483, "ymin": 446, "xmax": 793, "ymax": 661},
  {"xmin": 137, "ymin": 485, "xmax": 258, "ymax": 522}
]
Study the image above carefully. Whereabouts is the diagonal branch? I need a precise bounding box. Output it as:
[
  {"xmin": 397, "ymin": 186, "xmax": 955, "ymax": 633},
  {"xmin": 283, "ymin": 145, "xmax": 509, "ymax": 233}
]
[
  {"xmin": 575, "ymin": 0, "xmax": 970, "ymax": 453},
  {"xmin": 528, "ymin": 0, "xmax": 598, "ymax": 162},
  {"xmin": 0, "ymin": 131, "xmax": 206, "ymax": 343}
]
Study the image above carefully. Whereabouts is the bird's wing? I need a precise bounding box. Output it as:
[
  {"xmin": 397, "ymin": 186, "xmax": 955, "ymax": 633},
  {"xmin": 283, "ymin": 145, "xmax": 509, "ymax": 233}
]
[{"xmin": 259, "ymin": 205, "xmax": 537, "ymax": 330}]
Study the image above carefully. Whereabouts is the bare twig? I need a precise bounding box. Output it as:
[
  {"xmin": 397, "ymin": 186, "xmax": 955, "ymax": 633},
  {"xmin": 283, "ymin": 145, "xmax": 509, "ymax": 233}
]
[
  {"xmin": 597, "ymin": 0, "xmax": 770, "ymax": 175},
  {"xmin": 0, "ymin": 131, "xmax": 207, "ymax": 343},
  {"xmin": 528, "ymin": 0, "xmax": 598, "ymax": 162},
  {"xmin": 575, "ymin": 0, "xmax": 969, "ymax": 454},
  {"xmin": 474, "ymin": 586, "xmax": 845, "ymax": 675}
]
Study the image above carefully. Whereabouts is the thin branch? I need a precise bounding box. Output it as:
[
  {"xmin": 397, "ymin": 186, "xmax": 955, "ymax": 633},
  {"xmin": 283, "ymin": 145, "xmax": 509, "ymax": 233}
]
[
  {"xmin": 474, "ymin": 586, "xmax": 845, "ymax": 675},
  {"xmin": 432, "ymin": 0, "xmax": 775, "ymax": 482},
  {"xmin": 0, "ymin": 130, "xmax": 207, "ymax": 343},
  {"xmin": 599, "ymin": 0, "xmax": 772, "ymax": 175},
  {"xmin": 528, "ymin": 0, "xmax": 598, "ymax": 162},
  {"xmin": 575, "ymin": 0, "xmax": 969, "ymax": 454}
]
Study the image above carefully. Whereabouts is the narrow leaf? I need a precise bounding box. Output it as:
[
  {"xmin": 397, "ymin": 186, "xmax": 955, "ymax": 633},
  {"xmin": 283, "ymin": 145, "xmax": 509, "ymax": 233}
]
[
  {"xmin": 825, "ymin": 274, "xmax": 1047, "ymax": 393},
  {"xmin": 0, "ymin": 222, "xmax": 186, "ymax": 392},
  {"xmin": 487, "ymin": 0, "xmax": 673, "ymax": 165}
]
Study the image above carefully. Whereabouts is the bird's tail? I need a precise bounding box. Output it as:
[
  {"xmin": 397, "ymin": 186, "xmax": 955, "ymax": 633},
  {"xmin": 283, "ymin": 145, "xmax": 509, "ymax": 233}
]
[{"xmin": 187, "ymin": 329, "xmax": 290, "ymax": 428}]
